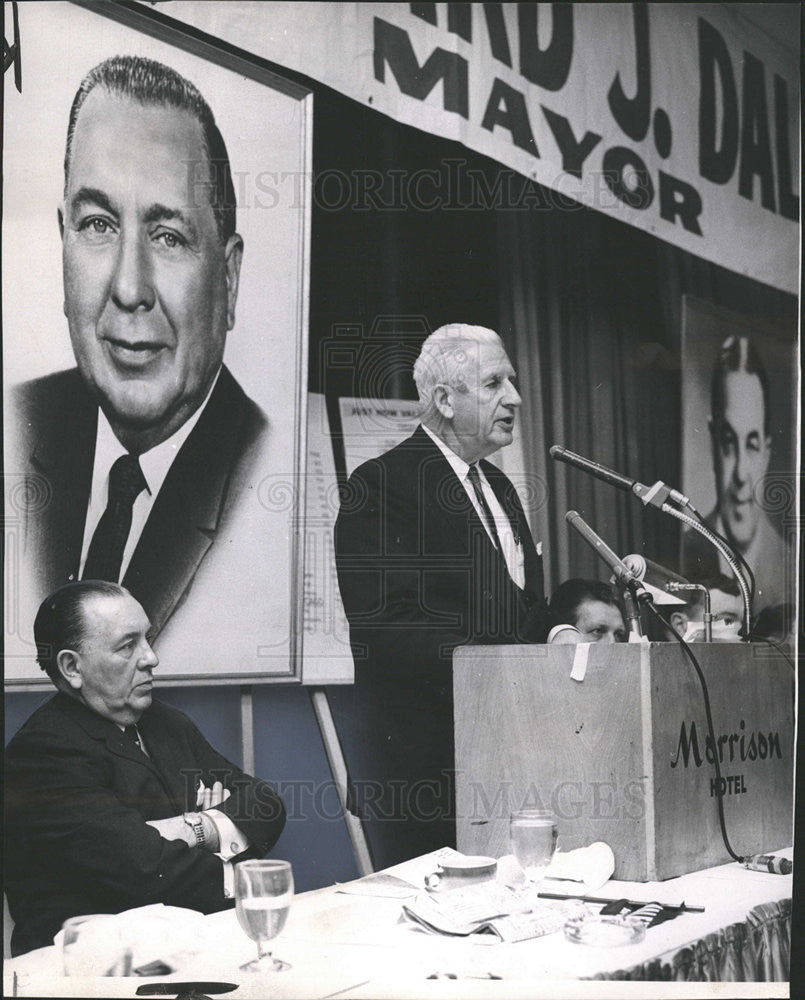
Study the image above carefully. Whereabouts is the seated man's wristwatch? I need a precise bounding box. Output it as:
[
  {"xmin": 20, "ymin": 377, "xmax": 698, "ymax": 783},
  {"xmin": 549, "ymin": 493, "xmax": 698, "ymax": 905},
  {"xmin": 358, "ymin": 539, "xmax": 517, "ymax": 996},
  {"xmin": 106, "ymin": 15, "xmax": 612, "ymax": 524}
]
[{"xmin": 183, "ymin": 811, "xmax": 206, "ymax": 848}]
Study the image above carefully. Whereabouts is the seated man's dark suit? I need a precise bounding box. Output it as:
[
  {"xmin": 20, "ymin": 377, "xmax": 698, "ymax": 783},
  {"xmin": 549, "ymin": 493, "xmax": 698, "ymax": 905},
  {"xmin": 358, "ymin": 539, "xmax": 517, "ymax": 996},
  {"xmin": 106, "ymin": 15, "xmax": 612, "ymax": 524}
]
[
  {"xmin": 5, "ymin": 693, "xmax": 286, "ymax": 955},
  {"xmin": 10, "ymin": 365, "xmax": 266, "ymax": 641},
  {"xmin": 333, "ymin": 426, "xmax": 551, "ymax": 869}
]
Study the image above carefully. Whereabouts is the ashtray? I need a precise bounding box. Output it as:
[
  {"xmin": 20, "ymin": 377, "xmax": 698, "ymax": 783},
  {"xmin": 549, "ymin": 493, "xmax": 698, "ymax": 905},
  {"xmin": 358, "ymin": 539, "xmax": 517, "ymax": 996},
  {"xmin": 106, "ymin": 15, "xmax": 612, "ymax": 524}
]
[{"xmin": 564, "ymin": 913, "xmax": 646, "ymax": 947}]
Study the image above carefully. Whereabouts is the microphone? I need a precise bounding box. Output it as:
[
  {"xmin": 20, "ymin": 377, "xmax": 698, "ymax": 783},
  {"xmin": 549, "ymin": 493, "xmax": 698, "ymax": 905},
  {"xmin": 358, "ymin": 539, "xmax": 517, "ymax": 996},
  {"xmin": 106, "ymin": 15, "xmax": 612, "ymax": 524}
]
[
  {"xmin": 550, "ymin": 446, "xmax": 691, "ymax": 510},
  {"xmin": 565, "ymin": 512, "xmax": 642, "ymax": 589},
  {"xmin": 621, "ymin": 554, "xmax": 689, "ymax": 606},
  {"xmin": 565, "ymin": 512, "xmax": 650, "ymax": 640},
  {"xmin": 551, "ymin": 446, "xmax": 633, "ymax": 492}
]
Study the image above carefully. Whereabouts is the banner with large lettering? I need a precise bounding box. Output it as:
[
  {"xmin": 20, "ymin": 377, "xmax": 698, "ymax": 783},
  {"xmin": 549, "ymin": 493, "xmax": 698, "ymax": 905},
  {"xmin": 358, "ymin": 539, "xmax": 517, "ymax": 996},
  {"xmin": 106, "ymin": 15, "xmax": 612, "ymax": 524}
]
[{"xmin": 159, "ymin": 2, "xmax": 798, "ymax": 294}]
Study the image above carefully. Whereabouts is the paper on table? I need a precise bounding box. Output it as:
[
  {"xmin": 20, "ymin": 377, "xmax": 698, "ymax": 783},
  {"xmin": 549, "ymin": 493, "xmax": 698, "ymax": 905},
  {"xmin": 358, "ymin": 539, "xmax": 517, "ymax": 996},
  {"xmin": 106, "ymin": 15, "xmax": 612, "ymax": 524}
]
[
  {"xmin": 336, "ymin": 847, "xmax": 495, "ymax": 898},
  {"xmin": 336, "ymin": 872, "xmax": 420, "ymax": 898},
  {"xmin": 482, "ymin": 910, "xmax": 565, "ymax": 944},
  {"xmin": 402, "ymin": 883, "xmax": 564, "ymax": 941}
]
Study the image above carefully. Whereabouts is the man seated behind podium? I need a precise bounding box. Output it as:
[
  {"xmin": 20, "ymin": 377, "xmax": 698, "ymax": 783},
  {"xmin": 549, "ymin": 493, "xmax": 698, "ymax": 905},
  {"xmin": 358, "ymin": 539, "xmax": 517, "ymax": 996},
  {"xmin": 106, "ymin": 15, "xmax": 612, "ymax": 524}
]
[
  {"xmin": 664, "ymin": 573, "xmax": 743, "ymax": 642},
  {"xmin": 549, "ymin": 579, "xmax": 627, "ymax": 643},
  {"xmin": 334, "ymin": 324, "xmax": 552, "ymax": 868},
  {"xmin": 4, "ymin": 582, "xmax": 286, "ymax": 956}
]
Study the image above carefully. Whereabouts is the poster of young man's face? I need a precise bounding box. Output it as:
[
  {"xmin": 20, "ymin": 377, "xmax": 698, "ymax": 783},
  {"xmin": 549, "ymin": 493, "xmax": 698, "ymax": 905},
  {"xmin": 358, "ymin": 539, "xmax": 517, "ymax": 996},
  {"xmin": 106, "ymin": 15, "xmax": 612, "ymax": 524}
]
[
  {"xmin": 709, "ymin": 359, "xmax": 770, "ymax": 551},
  {"xmin": 680, "ymin": 296, "xmax": 797, "ymax": 624},
  {"xmin": 3, "ymin": 2, "xmax": 311, "ymax": 683}
]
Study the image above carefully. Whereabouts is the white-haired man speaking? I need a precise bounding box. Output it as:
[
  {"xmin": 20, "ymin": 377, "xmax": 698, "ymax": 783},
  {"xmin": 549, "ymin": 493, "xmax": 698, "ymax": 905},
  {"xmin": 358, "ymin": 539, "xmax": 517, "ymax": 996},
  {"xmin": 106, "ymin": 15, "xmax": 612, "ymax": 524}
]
[{"xmin": 335, "ymin": 324, "xmax": 552, "ymax": 868}]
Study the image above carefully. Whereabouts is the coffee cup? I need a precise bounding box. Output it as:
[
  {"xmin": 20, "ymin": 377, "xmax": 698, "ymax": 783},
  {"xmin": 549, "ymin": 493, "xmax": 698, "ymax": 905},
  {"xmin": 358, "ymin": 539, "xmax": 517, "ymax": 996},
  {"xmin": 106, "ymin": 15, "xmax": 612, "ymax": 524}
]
[{"xmin": 424, "ymin": 856, "xmax": 497, "ymax": 892}]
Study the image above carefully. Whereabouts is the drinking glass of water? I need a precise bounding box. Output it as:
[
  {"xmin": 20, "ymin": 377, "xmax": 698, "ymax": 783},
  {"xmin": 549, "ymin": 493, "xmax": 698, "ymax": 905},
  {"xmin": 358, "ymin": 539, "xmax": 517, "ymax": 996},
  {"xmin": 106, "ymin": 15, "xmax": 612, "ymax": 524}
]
[
  {"xmin": 235, "ymin": 859, "xmax": 294, "ymax": 972},
  {"xmin": 510, "ymin": 809, "xmax": 558, "ymax": 886}
]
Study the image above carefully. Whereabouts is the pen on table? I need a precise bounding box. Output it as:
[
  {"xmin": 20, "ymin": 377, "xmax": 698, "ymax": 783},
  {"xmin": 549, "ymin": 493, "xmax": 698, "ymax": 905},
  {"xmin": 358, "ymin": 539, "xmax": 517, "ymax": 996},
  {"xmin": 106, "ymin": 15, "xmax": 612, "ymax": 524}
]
[
  {"xmin": 135, "ymin": 983, "xmax": 238, "ymax": 996},
  {"xmin": 537, "ymin": 891, "xmax": 705, "ymax": 913}
]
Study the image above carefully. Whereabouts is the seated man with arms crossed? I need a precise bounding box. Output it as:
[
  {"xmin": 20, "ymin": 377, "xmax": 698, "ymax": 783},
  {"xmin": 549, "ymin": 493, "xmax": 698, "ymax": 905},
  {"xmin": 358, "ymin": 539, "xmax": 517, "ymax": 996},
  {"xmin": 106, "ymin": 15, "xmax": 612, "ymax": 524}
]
[{"xmin": 5, "ymin": 581, "xmax": 286, "ymax": 956}]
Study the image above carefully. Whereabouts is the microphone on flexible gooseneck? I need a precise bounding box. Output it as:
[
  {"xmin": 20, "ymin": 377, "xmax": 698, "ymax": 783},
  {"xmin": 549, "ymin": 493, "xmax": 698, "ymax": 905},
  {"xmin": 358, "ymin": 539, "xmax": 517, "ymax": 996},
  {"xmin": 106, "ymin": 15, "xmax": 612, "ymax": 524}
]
[
  {"xmin": 550, "ymin": 446, "xmax": 692, "ymax": 510},
  {"xmin": 551, "ymin": 447, "xmax": 635, "ymax": 493},
  {"xmin": 551, "ymin": 444, "xmax": 753, "ymax": 637}
]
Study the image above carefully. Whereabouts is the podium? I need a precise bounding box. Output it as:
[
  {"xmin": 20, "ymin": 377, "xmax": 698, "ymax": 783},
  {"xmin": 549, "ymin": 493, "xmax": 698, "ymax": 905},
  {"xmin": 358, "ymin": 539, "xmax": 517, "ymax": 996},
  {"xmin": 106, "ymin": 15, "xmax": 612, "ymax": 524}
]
[{"xmin": 453, "ymin": 642, "xmax": 794, "ymax": 881}]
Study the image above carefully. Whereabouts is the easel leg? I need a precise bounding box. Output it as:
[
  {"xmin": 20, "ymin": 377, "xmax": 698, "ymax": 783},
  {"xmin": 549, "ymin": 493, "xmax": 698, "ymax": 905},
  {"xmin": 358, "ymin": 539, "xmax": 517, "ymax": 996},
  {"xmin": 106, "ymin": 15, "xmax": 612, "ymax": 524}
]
[{"xmin": 309, "ymin": 687, "xmax": 374, "ymax": 876}]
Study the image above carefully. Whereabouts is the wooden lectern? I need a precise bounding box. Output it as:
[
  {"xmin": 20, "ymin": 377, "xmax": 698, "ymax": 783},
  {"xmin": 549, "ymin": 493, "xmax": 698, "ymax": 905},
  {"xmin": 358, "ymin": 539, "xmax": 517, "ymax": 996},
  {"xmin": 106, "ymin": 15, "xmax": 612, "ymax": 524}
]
[{"xmin": 453, "ymin": 642, "xmax": 793, "ymax": 881}]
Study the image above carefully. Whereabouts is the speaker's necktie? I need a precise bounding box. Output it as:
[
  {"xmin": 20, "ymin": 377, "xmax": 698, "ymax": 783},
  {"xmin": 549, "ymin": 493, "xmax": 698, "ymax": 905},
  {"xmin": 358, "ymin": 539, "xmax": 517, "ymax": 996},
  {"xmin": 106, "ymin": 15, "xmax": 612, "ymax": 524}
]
[
  {"xmin": 467, "ymin": 464, "xmax": 501, "ymax": 550},
  {"xmin": 82, "ymin": 454, "xmax": 147, "ymax": 582},
  {"xmin": 123, "ymin": 725, "xmax": 148, "ymax": 756}
]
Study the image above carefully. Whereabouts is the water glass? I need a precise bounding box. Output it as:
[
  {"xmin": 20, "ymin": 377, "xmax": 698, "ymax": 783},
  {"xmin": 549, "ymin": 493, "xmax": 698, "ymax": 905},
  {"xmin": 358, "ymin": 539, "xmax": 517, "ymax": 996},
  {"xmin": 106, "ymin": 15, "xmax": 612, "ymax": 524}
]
[
  {"xmin": 235, "ymin": 859, "xmax": 294, "ymax": 972},
  {"xmin": 510, "ymin": 809, "xmax": 558, "ymax": 886}
]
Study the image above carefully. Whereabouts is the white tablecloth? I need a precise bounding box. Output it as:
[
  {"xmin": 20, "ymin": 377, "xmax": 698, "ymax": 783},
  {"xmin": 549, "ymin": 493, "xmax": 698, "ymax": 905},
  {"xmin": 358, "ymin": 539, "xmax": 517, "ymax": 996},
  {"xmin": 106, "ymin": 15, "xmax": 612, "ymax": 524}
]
[{"xmin": 4, "ymin": 847, "xmax": 793, "ymax": 998}]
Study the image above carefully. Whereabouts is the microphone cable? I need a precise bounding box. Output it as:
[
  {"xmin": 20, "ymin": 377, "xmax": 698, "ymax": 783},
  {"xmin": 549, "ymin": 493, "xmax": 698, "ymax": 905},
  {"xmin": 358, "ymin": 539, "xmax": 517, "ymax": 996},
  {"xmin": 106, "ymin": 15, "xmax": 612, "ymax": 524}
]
[
  {"xmin": 636, "ymin": 587, "xmax": 744, "ymax": 864},
  {"xmin": 744, "ymin": 633, "xmax": 796, "ymax": 672}
]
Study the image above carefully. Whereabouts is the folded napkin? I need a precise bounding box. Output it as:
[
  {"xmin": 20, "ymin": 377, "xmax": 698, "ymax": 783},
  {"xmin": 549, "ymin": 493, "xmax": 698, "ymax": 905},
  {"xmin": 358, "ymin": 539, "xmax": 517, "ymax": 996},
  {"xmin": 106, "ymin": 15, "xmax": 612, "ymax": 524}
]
[
  {"xmin": 54, "ymin": 904, "xmax": 211, "ymax": 974},
  {"xmin": 498, "ymin": 842, "xmax": 615, "ymax": 893}
]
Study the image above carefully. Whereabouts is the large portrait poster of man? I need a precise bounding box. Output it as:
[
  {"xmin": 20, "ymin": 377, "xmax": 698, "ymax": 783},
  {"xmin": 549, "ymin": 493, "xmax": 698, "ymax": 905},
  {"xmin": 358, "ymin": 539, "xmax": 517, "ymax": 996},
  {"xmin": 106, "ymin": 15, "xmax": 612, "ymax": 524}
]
[
  {"xmin": 680, "ymin": 295, "xmax": 797, "ymax": 636},
  {"xmin": 3, "ymin": 3, "xmax": 312, "ymax": 683}
]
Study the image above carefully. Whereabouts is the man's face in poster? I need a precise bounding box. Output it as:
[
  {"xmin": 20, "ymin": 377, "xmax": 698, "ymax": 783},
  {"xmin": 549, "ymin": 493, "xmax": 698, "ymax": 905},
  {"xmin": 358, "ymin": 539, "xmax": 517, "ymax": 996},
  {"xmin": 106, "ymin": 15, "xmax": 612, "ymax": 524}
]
[
  {"xmin": 60, "ymin": 89, "xmax": 243, "ymax": 450},
  {"xmin": 709, "ymin": 370, "xmax": 771, "ymax": 552}
]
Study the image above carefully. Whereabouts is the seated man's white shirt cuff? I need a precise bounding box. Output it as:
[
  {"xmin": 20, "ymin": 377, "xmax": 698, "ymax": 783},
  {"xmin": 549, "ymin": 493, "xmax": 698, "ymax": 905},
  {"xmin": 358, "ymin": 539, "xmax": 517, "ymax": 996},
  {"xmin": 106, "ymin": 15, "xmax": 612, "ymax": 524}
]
[
  {"xmin": 206, "ymin": 808, "xmax": 250, "ymax": 859},
  {"xmin": 221, "ymin": 858, "xmax": 235, "ymax": 898},
  {"xmin": 548, "ymin": 623, "xmax": 583, "ymax": 643}
]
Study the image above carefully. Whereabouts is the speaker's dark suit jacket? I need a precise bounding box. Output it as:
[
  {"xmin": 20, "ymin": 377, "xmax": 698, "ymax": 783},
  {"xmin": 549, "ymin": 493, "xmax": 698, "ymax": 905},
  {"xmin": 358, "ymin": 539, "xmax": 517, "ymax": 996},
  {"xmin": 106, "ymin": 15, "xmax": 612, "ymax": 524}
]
[
  {"xmin": 11, "ymin": 366, "xmax": 266, "ymax": 640},
  {"xmin": 333, "ymin": 426, "xmax": 551, "ymax": 868},
  {"xmin": 4, "ymin": 693, "xmax": 286, "ymax": 956}
]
